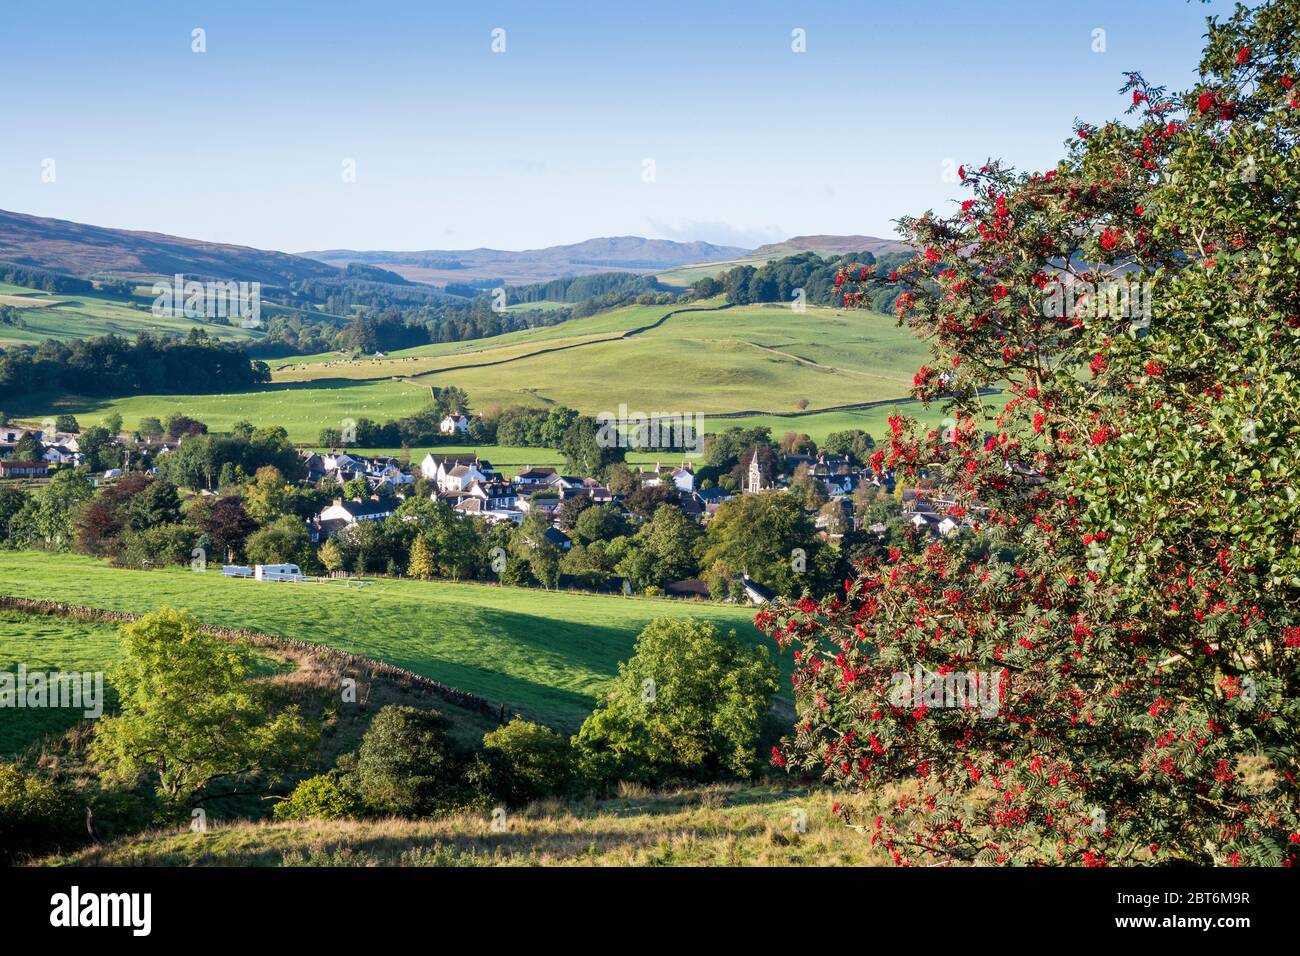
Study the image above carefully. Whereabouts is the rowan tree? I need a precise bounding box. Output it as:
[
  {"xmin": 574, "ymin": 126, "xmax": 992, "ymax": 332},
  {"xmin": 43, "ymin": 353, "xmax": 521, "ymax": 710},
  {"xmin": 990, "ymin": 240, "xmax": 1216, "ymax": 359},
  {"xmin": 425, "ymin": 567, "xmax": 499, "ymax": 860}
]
[{"xmin": 758, "ymin": 0, "xmax": 1300, "ymax": 866}]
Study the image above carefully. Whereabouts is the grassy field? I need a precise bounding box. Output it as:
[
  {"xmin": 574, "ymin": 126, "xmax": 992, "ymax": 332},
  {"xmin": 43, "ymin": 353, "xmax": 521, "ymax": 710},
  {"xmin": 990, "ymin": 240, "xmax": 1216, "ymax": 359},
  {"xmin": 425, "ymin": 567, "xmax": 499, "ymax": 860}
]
[
  {"xmin": 655, "ymin": 255, "xmax": 772, "ymax": 288},
  {"xmin": 41, "ymin": 782, "xmax": 895, "ymax": 866},
  {"xmin": 0, "ymin": 282, "xmax": 262, "ymax": 346},
  {"xmin": 5, "ymin": 296, "xmax": 1007, "ymax": 449},
  {"xmin": 0, "ymin": 552, "xmax": 771, "ymax": 731},
  {"xmin": 0, "ymin": 610, "xmax": 122, "ymax": 757},
  {"xmin": 320, "ymin": 445, "xmax": 671, "ymax": 470},
  {"xmin": 10, "ymin": 301, "xmax": 937, "ymax": 441}
]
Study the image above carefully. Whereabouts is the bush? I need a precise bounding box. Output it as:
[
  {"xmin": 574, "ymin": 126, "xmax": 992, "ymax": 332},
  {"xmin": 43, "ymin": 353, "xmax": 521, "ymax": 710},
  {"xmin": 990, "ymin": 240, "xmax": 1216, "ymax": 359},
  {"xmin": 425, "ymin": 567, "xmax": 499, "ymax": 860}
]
[
  {"xmin": 114, "ymin": 522, "xmax": 197, "ymax": 568},
  {"xmin": 274, "ymin": 773, "xmax": 362, "ymax": 821},
  {"xmin": 0, "ymin": 763, "xmax": 82, "ymax": 863},
  {"xmin": 573, "ymin": 618, "xmax": 779, "ymax": 787},
  {"xmin": 482, "ymin": 719, "xmax": 574, "ymax": 804},
  {"xmin": 353, "ymin": 705, "xmax": 465, "ymax": 816}
]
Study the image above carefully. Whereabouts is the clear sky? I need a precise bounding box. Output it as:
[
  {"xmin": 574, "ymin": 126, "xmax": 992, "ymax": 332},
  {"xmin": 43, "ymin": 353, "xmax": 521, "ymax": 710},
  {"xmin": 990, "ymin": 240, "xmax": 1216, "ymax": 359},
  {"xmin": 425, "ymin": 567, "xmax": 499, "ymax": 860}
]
[{"xmin": 0, "ymin": 0, "xmax": 1237, "ymax": 254}]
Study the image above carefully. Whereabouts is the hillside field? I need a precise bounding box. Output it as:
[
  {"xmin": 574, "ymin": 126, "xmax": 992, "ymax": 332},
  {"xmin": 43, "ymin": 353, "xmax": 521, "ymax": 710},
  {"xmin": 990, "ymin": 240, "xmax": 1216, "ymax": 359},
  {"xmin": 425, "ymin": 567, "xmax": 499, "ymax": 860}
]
[
  {"xmin": 40, "ymin": 782, "xmax": 897, "ymax": 867},
  {"xmin": 5, "ymin": 301, "xmax": 982, "ymax": 446},
  {"xmin": 0, "ymin": 282, "xmax": 263, "ymax": 346},
  {"xmin": 0, "ymin": 610, "xmax": 122, "ymax": 757},
  {"xmin": 0, "ymin": 552, "xmax": 772, "ymax": 731}
]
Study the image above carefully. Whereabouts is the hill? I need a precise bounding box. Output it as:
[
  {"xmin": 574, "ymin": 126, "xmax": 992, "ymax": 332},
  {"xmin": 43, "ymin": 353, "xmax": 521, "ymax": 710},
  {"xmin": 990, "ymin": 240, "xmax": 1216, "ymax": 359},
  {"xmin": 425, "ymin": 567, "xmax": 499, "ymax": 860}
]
[
  {"xmin": 0, "ymin": 281, "xmax": 264, "ymax": 346},
  {"xmin": 299, "ymin": 237, "xmax": 751, "ymax": 287},
  {"xmin": 37, "ymin": 782, "xmax": 896, "ymax": 866},
  {"xmin": 0, "ymin": 552, "xmax": 767, "ymax": 731},
  {"xmin": 749, "ymin": 234, "xmax": 911, "ymax": 258},
  {"xmin": 9, "ymin": 300, "xmax": 1003, "ymax": 446},
  {"xmin": 0, "ymin": 208, "xmax": 340, "ymax": 286}
]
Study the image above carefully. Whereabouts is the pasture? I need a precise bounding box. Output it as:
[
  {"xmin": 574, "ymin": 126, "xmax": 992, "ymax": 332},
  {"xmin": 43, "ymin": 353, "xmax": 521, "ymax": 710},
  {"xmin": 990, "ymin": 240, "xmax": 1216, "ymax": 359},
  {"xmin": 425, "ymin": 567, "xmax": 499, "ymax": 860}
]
[
  {"xmin": 0, "ymin": 552, "xmax": 771, "ymax": 731},
  {"xmin": 0, "ymin": 282, "xmax": 262, "ymax": 346},
  {"xmin": 6, "ymin": 298, "xmax": 998, "ymax": 448},
  {"xmin": 0, "ymin": 610, "xmax": 121, "ymax": 757}
]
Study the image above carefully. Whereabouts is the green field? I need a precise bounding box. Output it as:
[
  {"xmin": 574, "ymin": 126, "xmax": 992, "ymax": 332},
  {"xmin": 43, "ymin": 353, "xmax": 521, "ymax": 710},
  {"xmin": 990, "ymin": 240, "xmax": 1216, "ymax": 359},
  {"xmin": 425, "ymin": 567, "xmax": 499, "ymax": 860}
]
[
  {"xmin": 0, "ymin": 552, "xmax": 770, "ymax": 731},
  {"xmin": 0, "ymin": 282, "xmax": 263, "ymax": 346},
  {"xmin": 12, "ymin": 301, "xmax": 941, "ymax": 442},
  {"xmin": 655, "ymin": 255, "xmax": 772, "ymax": 288},
  {"xmin": 0, "ymin": 610, "xmax": 122, "ymax": 757}
]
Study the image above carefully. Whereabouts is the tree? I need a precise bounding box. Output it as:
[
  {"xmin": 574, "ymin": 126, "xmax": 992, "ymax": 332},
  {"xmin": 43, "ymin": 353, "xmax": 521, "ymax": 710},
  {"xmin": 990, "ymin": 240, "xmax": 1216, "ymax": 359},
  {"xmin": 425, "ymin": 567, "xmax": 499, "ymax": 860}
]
[
  {"xmin": 699, "ymin": 491, "xmax": 825, "ymax": 597},
  {"xmin": 561, "ymin": 415, "xmax": 624, "ymax": 478},
  {"xmin": 823, "ymin": 429, "xmax": 876, "ymax": 464},
  {"xmin": 245, "ymin": 465, "xmax": 289, "ymax": 525},
  {"xmin": 573, "ymin": 503, "xmax": 630, "ymax": 545},
  {"xmin": 758, "ymin": 0, "xmax": 1300, "ymax": 867},
  {"xmin": 244, "ymin": 515, "xmax": 311, "ymax": 567},
  {"xmin": 407, "ymin": 534, "xmax": 435, "ymax": 580},
  {"xmin": 511, "ymin": 511, "xmax": 563, "ymax": 589},
  {"xmin": 573, "ymin": 618, "xmax": 779, "ymax": 784},
  {"xmin": 53, "ymin": 414, "xmax": 79, "ymax": 434},
  {"xmin": 482, "ymin": 719, "xmax": 574, "ymax": 804},
  {"xmin": 789, "ymin": 463, "xmax": 828, "ymax": 508},
  {"xmin": 319, "ymin": 537, "xmax": 345, "ymax": 573},
  {"xmin": 94, "ymin": 608, "xmax": 311, "ymax": 808},
  {"xmin": 342, "ymin": 476, "xmax": 370, "ymax": 501},
  {"xmin": 195, "ymin": 496, "xmax": 256, "ymax": 562},
  {"xmin": 12, "ymin": 433, "xmax": 41, "ymax": 462},
  {"xmin": 627, "ymin": 504, "xmax": 701, "ymax": 589},
  {"xmin": 165, "ymin": 414, "xmax": 207, "ymax": 440},
  {"xmin": 138, "ymin": 417, "xmax": 164, "ymax": 440},
  {"xmin": 352, "ymin": 705, "xmax": 465, "ymax": 816}
]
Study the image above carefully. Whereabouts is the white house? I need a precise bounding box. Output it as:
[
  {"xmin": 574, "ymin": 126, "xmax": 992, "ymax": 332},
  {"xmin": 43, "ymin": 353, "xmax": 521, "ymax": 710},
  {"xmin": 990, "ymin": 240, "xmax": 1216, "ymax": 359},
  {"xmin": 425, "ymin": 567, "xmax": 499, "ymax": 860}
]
[
  {"xmin": 671, "ymin": 463, "xmax": 695, "ymax": 494},
  {"xmin": 313, "ymin": 496, "xmax": 400, "ymax": 540},
  {"xmin": 440, "ymin": 414, "xmax": 470, "ymax": 435},
  {"xmin": 439, "ymin": 462, "xmax": 486, "ymax": 493}
]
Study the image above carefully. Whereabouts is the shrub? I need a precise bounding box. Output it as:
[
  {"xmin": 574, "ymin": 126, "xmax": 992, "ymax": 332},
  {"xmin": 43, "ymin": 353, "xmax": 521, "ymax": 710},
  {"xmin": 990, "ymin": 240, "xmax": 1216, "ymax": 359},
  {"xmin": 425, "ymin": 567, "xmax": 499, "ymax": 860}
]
[
  {"xmin": 114, "ymin": 522, "xmax": 197, "ymax": 568},
  {"xmin": 274, "ymin": 773, "xmax": 362, "ymax": 821},
  {"xmin": 573, "ymin": 618, "xmax": 779, "ymax": 786},
  {"xmin": 352, "ymin": 705, "xmax": 465, "ymax": 816},
  {"xmin": 0, "ymin": 763, "xmax": 81, "ymax": 863},
  {"xmin": 482, "ymin": 719, "xmax": 574, "ymax": 804}
]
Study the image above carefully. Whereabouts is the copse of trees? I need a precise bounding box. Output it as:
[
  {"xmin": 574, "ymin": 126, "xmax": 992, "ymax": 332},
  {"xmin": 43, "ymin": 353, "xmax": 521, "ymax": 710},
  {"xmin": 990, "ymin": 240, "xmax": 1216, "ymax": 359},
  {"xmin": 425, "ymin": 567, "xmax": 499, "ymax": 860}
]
[
  {"xmin": 759, "ymin": 0, "xmax": 1300, "ymax": 867},
  {"xmin": 506, "ymin": 271, "xmax": 665, "ymax": 304},
  {"xmin": 0, "ymin": 329, "xmax": 270, "ymax": 399},
  {"xmin": 697, "ymin": 249, "xmax": 912, "ymax": 311},
  {"xmin": 0, "ymin": 262, "xmax": 94, "ymax": 295}
]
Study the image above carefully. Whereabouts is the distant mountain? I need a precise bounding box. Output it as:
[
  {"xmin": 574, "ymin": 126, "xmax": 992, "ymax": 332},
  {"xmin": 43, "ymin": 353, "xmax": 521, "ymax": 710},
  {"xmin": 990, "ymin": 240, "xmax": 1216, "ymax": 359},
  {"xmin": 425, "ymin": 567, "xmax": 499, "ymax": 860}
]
[
  {"xmin": 300, "ymin": 236, "xmax": 753, "ymax": 287},
  {"xmin": 750, "ymin": 234, "xmax": 911, "ymax": 258},
  {"xmin": 0, "ymin": 209, "xmax": 340, "ymax": 287}
]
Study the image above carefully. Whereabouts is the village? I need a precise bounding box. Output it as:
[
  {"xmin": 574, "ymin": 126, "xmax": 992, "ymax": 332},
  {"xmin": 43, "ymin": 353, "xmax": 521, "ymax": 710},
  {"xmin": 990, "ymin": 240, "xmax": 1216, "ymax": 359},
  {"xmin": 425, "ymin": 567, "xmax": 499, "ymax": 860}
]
[{"xmin": 0, "ymin": 411, "xmax": 977, "ymax": 603}]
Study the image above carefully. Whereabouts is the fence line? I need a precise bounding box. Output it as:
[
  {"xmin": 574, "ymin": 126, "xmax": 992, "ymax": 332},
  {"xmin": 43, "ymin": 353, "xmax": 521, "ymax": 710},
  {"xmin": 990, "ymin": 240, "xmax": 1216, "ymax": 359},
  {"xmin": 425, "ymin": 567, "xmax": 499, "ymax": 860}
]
[{"xmin": 0, "ymin": 594, "xmax": 502, "ymax": 720}]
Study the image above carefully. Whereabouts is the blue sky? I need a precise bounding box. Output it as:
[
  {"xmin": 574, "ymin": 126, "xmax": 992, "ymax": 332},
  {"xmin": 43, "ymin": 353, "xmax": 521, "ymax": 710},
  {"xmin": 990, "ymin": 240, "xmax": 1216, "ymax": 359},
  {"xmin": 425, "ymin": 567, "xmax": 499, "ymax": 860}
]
[{"xmin": 0, "ymin": 0, "xmax": 1237, "ymax": 253}]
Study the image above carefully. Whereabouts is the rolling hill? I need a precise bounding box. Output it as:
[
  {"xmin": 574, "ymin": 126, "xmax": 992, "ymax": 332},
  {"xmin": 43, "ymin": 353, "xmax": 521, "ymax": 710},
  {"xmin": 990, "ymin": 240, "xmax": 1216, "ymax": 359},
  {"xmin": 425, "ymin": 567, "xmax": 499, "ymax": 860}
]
[
  {"xmin": 7, "ymin": 300, "xmax": 971, "ymax": 445},
  {"xmin": 299, "ymin": 237, "xmax": 752, "ymax": 287},
  {"xmin": 0, "ymin": 209, "xmax": 340, "ymax": 286},
  {"xmin": 749, "ymin": 234, "xmax": 912, "ymax": 258}
]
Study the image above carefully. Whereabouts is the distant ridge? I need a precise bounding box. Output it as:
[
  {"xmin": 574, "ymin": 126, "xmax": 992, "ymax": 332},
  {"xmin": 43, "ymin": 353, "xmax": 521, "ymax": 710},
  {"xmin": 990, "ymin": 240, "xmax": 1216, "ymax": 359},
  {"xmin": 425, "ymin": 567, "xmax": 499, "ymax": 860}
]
[
  {"xmin": 299, "ymin": 236, "xmax": 752, "ymax": 287},
  {"xmin": 750, "ymin": 234, "xmax": 912, "ymax": 258},
  {"xmin": 0, "ymin": 208, "xmax": 340, "ymax": 286}
]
